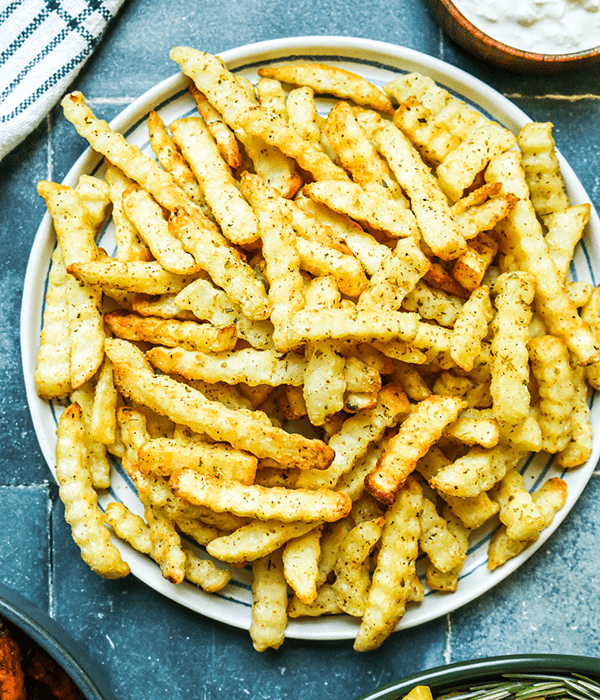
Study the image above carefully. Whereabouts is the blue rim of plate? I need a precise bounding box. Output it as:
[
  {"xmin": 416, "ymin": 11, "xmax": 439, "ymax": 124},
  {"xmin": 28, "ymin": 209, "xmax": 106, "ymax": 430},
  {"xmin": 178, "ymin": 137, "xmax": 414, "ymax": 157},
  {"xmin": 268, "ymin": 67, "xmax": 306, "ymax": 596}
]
[
  {"xmin": 20, "ymin": 36, "xmax": 600, "ymax": 641},
  {"xmin": 355, "ymin": 654, "xmax": 600, "ymax": 700},
  {"xmin": 0, "ymin": 581, "xmax": 116, "ymax": 700}
]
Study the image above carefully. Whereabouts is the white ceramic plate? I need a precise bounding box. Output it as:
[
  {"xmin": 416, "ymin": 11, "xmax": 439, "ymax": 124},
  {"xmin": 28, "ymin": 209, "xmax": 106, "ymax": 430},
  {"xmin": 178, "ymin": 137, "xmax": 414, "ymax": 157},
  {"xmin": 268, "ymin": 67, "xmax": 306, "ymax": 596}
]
[{"xmin": 21, "ymin": 36, "xmax": 600, "ymax": 642}]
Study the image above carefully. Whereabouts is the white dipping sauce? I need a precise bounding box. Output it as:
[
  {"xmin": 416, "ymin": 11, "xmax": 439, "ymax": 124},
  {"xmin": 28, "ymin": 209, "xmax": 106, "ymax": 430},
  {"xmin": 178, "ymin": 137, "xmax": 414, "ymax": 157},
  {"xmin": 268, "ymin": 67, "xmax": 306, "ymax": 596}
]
[{"xmin": 452, "ymin": 0, "xmax": 600, "ymax": 54}]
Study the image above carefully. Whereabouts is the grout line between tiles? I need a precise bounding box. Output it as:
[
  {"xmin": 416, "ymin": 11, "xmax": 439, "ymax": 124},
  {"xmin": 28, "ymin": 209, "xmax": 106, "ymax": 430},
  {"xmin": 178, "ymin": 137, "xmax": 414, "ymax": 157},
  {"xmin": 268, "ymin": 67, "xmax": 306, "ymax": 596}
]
[
  {"xmin": 46, "ymin": 113, "xmax": 53, "ymax": 182},
  {"xmin": 505, "ymin": 93, "xmax": 600, "ymax": 101},
  {"xmin": 47, "ymin": 483, "xmax": 55, "ymax": 617},
  {"xmin": 445, "ymin": 613, "xmax": 452, "ymax": 663},
  {"xmin": 438, "ymin": 26, "xmax": 446, "ymax": 62},
  {"xmin": 88, "ymin": 96, "xmax": 138, "ymax": 104}
]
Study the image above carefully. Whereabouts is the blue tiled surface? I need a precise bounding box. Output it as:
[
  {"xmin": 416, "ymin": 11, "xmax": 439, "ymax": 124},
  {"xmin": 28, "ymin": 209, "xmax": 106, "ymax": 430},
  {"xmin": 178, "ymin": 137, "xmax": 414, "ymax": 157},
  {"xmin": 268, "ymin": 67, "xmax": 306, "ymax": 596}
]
[{"xmin": 2, "ymin": 0, "xmax": 600, "ymax": 698}]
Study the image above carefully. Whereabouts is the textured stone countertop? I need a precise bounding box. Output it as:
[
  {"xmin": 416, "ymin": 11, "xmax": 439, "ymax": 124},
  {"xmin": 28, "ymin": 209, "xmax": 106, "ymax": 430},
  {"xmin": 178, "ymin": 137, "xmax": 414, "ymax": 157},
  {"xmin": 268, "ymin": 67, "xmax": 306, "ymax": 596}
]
[{"xmin": 2, "ymin": 1, "xmax": 600, "ymax": 698}]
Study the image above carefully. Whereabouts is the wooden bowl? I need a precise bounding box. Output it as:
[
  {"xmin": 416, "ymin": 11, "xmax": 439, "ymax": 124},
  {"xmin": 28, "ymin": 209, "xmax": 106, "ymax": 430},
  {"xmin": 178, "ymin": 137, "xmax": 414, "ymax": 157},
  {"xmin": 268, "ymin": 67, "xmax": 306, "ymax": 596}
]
[{"xmin": 424, "ymin": 0, "xmax": 600, "ymax": 74}]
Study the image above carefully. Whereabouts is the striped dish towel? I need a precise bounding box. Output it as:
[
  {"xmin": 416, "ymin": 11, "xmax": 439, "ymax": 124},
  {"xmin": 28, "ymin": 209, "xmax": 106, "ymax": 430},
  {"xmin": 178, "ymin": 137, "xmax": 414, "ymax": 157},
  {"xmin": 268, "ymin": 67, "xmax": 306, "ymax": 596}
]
[{"xmin": 0, "ymin": 0, "xmax": 126, "ymax": 161}]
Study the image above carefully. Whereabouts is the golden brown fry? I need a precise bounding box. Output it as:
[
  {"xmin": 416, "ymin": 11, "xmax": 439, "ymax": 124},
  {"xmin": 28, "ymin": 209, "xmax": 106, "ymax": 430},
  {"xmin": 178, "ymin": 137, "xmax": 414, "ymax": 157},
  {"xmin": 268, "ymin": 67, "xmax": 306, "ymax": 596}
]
[
  {"xmin": 89, "ymin": 356, "xmax": 117, "ymax": 445},
  {"xmin": 430, "ymin": 443, "xmax": 524, "ymax": 499},
  {"xmin": 55, "ymin": 404, "xmax": 129, "ymax": 579},
  {"xmin": 70, "ymin": 382, "xmax": 112, "ymax": 490},
  {"xmin": 61, "ymin": 92, "xmax": 205, "ymax": 218},
  {"xmin": 295, "ymin": 236, "xmax": 368, "ymax": 298},
  {"xmin": 393, "ymin": 95, "xmax": 460, "ymax": 167},
  {"xmin": 451, "ymin": 231, "xmax": 499, "ymax": 292},
  {"xmin": 324, "ymin": 100, "xmax": 406, "ymax": 200},
  {"xmin": 250, "ymin": 549, "xmax": 288, "ymax": 651},
  {"xmin": 365, "ymin": 395, "xmax": 467, "ymax": 504},
  {"xmin": 425, "ymin": 505, "xmax": 470, "ymax": 592},
  {"xmin": 374, "ymin": 123, "xmax": 466, "ymax": 260},
  {"xmin": 419, "ymin": 497, "xmax": 465, "ymax": 573},
  {"xmin": 294, "ymin": 193, "xmax": 390, "ymax": 276},
  {"xmin": 168, "ymin": 206, "xmax": 271, "ymax": 321},
  {"xmin": 517, "ymin": 121, "xmax": 569, "ymax": 217},
  {"xmin": 296, "ymin": 383, "xmax": 410, "ymax": 490},
  {"xmin": 358, "ymin": 238, "xmax": 430, "ymax": 312},
  {"xmin": 304, "ymin": 180, "xmax": 418, "ymax": 239},
  {"xmin": 173, "ymin": 277, "xmax": 274, "ymax": 350},
  {"xmin": 543, "ymin": 203, "xmax": 590, "ymax": 280},
  {"xmin": 105, "ymin": 163, "xmax": 153, "ymax": 262},
  {"xmin": 436, "ymin": 123, "xmax": 517, "ymax": 202},
  {"xmin": 529, "ymin": 335, "xmax": 575, "ymax": 454},
  {"xmin": 558, "ymin": 360, "xmax": 592, "ymax": 469},
  {"xmin": 276, "ymin": 306, "xmax": 420, "ymax": 353},
  {"xmin": 416, "ymin": 447, "xmax": 499, "ymax": 529},
  {"xmin": 138, "ymin": 436, "xmax": 257, "ymax": 484},
  {"xmin": 487, "ymin": 477, "xmax": 568, "ymax": 570},
  {"xmin": 489, "ymin": 468, "xmax": 545, "ymax": 542},
  {"xmin": 189, "ymin": 84, "xmax": 243, "ymax": 169},
  {"xmin": 112, "ymin": 361, "xmax": 334, "ymax": 470},
  {"xmin": 147, "ymin": 110, "xmax": 208, "ymax": 211},
  {"xmin": 143, "ymin": 502, "xmax": 186, "ymax": 584},
  {"xmin": 257, "ymin": 62, "xmax": 394, "ymax": 113},
  {"xmin": 453, "ymin": 193, "xmax": 518, "ymax": 242},
  {"xmin": 131, "ymin": 293, "xmax": 194, "ymax": 320},
  {"xmin": 491, "ymin": 271, "xmax": 541, "ymax": 450},
  {"xmin": 282, "ymin": 525, "xmax": 322, "ymax": 605},
  {"xmin": 104, "ymin": 310, "xmax": 237, "ymax": 353},
  {"xmin": 170, "ymin": 117, "xmax": 259, "ymax": 246},
  {"xmin": 286, "ymin": 86, "xmax": 323, "ymax": 146},
  {"xmin": 68, "ymin": 258, "xmax": 196, "ymax": 295},
  {"xmin": 240, "ymin": 171, "xmax": 305, "ymax": 346},
  {"xmin": 37, "ymin": 180, "xmax": 104, "ymax": 390},
  {"xmin": 35, "ymin": 247, "xmax": 71, "ymax": 400},
  {"xmin": 354, "ymin": 476, "xmax": 423, "ymax": 652},
  {"xmin": 237, "ymin": 105, "xmax": 349, "ymax": 182},
  {"xmin": 444, "ymin": 408, "xmax": 499, "ymax": 448},
  {"xmin": 75, "ymin": 173, "xmax": 110, "ymax": 229},
  {"xmin": 104, "ymin": 501, "xmax": 152, "ymax": 554},
  {"xmin": 257, "ymin": 76, "xmax": 288, "ymax": 117},
  {"xmin": 333, "ymin": 516, "xmax": 385, "ymax": 617},
  {"xmin": 287, "ymin": 584, "xmax": 342, "ymax": 618},
  {"xmin": 171, "ymin": 472, "xmax": 352, "ymax": 523},
  {"xmin": 486, "ymin": 151, "xmax": 598, "ymax": 365},
  {"xmin": 171, "ymin": 47, "xmax": 301, "ymax": 197},
  {"xmin": 424, "ymin": 262, "xmax": 470, "ymax": 299},
  {"xmin": 121, "ymin": 185, "xmax": 200, "ymax": 274},
  {"xmin": 146, "ymin": 346, "xmax": 305, "ymax": 387},
  {"xmin": 104, "ymin": 501, "xmax": 230, "ymax": 591},
  {"xmin": 450, "ymin": 285, "xmax": 493, "ymax": 372},
  {"xmin": 207, "ymin": 519, "xmax": 321, "ymax": 564}
]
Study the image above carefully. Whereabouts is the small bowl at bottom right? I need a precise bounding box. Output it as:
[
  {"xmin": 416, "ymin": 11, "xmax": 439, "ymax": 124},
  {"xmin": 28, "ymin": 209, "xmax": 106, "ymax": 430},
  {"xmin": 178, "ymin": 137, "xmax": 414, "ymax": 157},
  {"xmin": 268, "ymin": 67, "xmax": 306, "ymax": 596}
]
[{"xmin": 355, "ymin": 654, "xmax": 600, "ymax": 700}]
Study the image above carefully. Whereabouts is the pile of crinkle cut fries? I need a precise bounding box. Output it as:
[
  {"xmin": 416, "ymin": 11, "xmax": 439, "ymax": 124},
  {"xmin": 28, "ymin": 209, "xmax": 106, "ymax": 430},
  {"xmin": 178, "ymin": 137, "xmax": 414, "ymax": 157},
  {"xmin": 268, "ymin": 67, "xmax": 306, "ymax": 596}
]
[{"xmin": 34, "ymin": 47, "xmax": 598, "ymax": 652}]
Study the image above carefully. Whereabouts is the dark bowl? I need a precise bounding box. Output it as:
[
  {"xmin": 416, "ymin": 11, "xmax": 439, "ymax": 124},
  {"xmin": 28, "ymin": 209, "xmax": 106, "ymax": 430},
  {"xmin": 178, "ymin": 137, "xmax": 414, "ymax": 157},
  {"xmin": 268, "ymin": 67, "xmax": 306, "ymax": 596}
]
[
  {"xmin": 355, "ymin": 654, "xmax": 600, "ymax": 700},
  {"xmin": 424, "ymin": 0, "xmax": 600, "ymax": 74},
  {"xmin": 0, "ymin": 580, "xmax": 116, "ymax": 700}
]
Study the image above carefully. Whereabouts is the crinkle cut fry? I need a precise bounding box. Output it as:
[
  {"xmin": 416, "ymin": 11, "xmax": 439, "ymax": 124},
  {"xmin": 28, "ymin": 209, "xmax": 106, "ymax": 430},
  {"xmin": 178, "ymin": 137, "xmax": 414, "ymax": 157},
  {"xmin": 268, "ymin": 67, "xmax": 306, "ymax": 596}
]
[
  {"xmin": 111, "ymin": 360, "xmax": 334, "ymax": 470},
  {"xmin": 354, "ymin": 475, "xmax": 423, "ymax": 652},
  {"xmin": 55, "ymin": 403, "xmax": 130, "ymax": 579},
  {"xmin": 491, "ymin": 271, "xmax": 541, "ymax": 451},
  {"xmin": 170, "ymin": 471, "xmax": 352, "ymax": 523},
  {"xmin": 374, "ymin": 122, "xmax": 466, "ymax": 261},
  {"xmin": 365, "ymin": 395, "xmax": 467, "ymax": 505},
  {"xmin": 60, "ymin": 91, "xmax": 271, "ymax": 322},
  {"xmin": 170, "ymin": 47, "xmax": 302, "ymax": 198},
  {"xmin": 486, "ymin": 150, "xmax": 599, "ymax": 366},
  {"xmin": 257, "ymin": 62, "xmax": 394, "ymax": 114}
]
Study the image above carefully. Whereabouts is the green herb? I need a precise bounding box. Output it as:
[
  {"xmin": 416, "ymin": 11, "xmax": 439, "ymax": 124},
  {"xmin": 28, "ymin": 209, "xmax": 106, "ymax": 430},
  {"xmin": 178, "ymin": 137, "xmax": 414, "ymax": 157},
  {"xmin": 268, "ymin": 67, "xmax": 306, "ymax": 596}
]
[{"xmin": 438, "ymin": 673, "xmax": 600, "ymax": 700}]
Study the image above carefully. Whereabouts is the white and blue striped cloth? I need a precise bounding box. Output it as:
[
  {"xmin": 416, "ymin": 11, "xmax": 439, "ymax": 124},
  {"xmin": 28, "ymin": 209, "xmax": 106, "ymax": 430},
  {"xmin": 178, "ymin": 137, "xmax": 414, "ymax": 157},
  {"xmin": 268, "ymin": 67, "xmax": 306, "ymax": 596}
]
[{"xmin": 0, "ymin": 0, "xmax": 125, "ymax": 161}]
